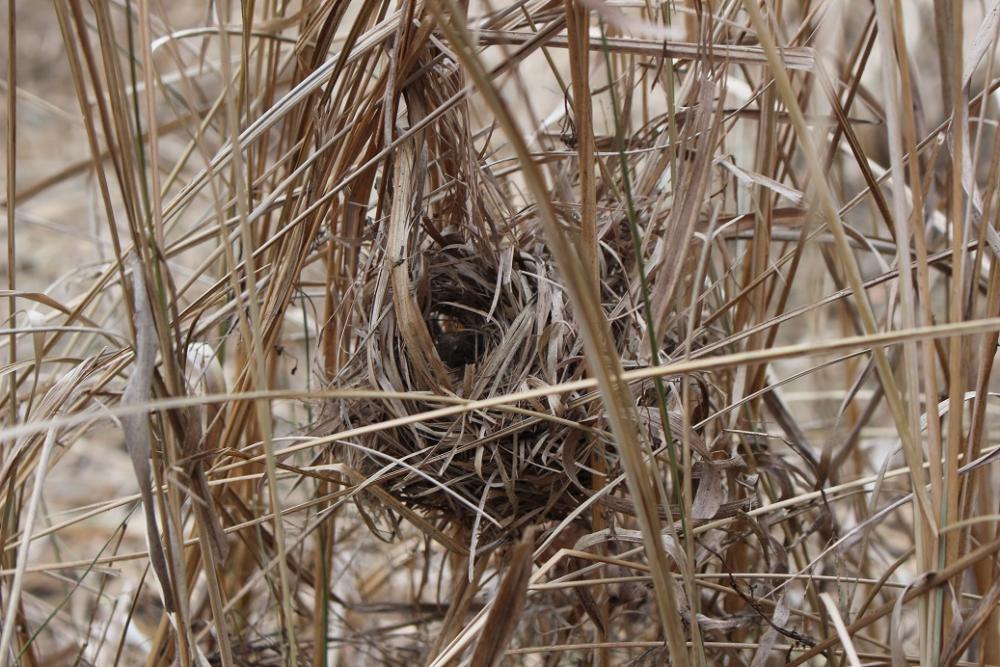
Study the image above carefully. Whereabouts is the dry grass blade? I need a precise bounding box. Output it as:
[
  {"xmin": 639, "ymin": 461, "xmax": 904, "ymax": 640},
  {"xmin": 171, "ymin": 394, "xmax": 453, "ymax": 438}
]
[
  {"xmin": 469, "ymin": 528, "xmax": 534, "ymax": 667},
  {"xmin": 387, "ymin": 139, "xmax": 452, "ymax": 391},
  {"xmin": 819, "ymin": 593, "xmax": 863, "ymax": 667},
  {"xmin": 0, "ymin": 429, "xmax": 53, "ymax": 667},
  {"xmin": 475, "ymin": 30, "xmax": 816, "ymax": 69}
]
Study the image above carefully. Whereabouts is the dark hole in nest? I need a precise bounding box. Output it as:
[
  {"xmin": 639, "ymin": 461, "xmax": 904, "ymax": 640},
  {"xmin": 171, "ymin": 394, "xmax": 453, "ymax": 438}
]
[
  {"xmin": 426, "ymin": 293, "xmax": 491, "ymax": 368},
  {"xmin": 429, "ymin": 313, "xmax": 485, "ymax": 367}
]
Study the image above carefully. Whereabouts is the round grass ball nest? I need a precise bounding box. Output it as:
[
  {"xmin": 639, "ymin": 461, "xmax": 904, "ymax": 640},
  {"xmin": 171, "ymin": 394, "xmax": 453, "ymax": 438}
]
[
  {"xmin": 329, "ymin": 210, "xmax": 712, "ymax": 543},
  {"xmin": 319, "ymin": 74, "xmax": 716, "ymax": 544}
]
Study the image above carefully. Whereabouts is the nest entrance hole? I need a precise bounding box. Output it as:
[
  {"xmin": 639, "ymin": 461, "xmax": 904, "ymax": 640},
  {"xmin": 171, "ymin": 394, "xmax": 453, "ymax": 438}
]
[{"xmin": 428, "ymin": 307, "xmax": 487, "ymax": 368}]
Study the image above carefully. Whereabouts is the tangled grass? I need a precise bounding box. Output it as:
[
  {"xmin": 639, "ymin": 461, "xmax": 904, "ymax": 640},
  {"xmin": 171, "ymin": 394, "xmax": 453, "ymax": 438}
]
[{"xmin": 4, "ymin": 0, "xmax": 1000, "ymax": 665}]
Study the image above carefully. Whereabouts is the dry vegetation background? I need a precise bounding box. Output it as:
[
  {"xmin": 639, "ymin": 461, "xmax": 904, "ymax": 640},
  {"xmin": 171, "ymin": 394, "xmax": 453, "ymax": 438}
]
[{"xmin": 4, "ymin": 0, "xmax": 1000, "ymax": 665}]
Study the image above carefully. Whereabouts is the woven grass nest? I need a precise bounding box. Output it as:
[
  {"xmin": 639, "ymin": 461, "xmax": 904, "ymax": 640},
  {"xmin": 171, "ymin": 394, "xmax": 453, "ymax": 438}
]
[
  {"xmin": 319, "ymin": 69, "xmax": 729, "ymax": 546},
  {"xmin": 327, "ymin": 180, "xmax": 725, "ymax": 544},
  {"xmin": 345, "ymin": 247, "xmax": 595, "ymax": 531}
]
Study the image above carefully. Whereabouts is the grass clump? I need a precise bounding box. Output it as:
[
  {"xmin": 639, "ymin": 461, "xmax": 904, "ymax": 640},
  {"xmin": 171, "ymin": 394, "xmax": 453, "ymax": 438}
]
[{"xmin": 3, "ymin": 1, "xmax": 1000, "ymax": 665}]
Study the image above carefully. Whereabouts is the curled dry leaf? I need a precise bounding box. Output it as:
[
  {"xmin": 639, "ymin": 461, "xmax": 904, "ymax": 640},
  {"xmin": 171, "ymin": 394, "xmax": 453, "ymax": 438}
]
[{"xmin": 119, "ymin": 263, "xmax": 175, "ymax": 613}]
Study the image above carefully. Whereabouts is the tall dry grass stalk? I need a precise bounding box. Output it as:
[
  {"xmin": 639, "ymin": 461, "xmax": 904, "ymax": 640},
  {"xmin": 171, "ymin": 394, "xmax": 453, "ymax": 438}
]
[{"xmin": 3, "ymin": 0, "xmax": 1000, "ymax": 664}]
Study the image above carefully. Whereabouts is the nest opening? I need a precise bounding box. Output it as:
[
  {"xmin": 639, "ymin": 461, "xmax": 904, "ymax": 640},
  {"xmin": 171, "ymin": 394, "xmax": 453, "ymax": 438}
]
[{"xmin": 427, "ymin": 304, "xmax": 489, "ymax": 368}]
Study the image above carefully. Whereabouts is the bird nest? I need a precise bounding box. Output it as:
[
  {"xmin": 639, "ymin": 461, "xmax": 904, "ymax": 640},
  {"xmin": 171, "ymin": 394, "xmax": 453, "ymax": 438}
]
[
  {"xmin": 324, "ymin": 209, "xmax": 717, "ymax": 545},
  {"xmin": 317, "ymin": 67, "xmax": 720, "ymax": 546}
]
